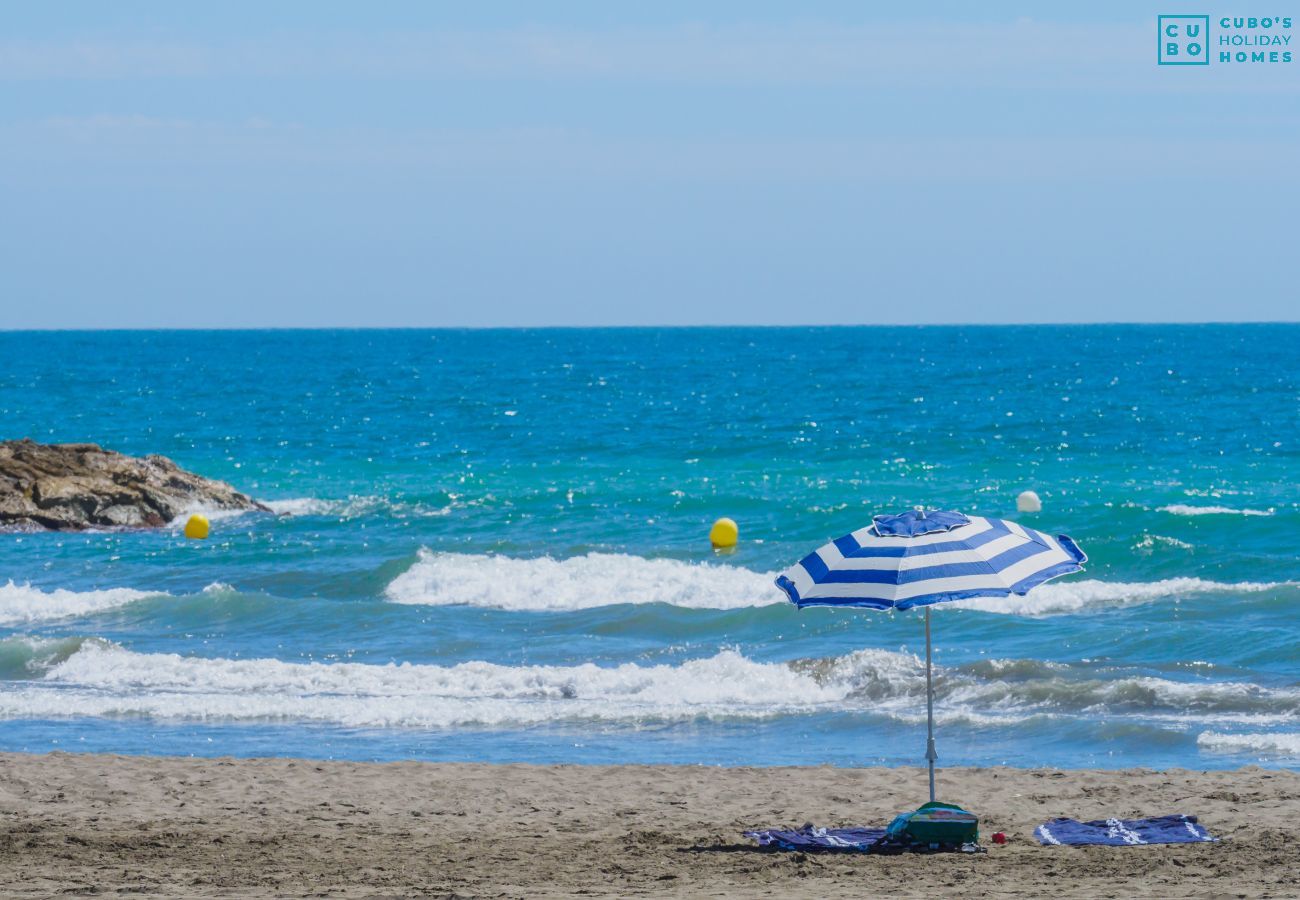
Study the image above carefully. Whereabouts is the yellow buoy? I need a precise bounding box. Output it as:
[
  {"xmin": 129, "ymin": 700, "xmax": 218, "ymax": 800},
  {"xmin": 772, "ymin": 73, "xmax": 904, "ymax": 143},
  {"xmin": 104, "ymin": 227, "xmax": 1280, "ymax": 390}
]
[
  {"xmin": 709, "ymin": 517, "xmax": 739, "ymax": 549},
  {"xmin": 183, "ymin": 514, "xmax": 210, "ymax": 540}
]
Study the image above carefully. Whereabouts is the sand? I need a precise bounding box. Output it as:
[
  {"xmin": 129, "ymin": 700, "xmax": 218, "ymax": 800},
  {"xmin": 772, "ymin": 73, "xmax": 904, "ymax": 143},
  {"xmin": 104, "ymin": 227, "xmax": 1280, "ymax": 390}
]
[{"xmin": 0, "ymin": 752, "xmax": 1296, "ymax": 898}]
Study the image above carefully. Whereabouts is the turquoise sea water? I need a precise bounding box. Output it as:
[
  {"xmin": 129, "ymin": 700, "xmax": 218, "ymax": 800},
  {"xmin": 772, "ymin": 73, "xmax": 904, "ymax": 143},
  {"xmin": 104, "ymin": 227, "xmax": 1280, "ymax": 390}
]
[{"xmin": 0, "ymin": 326, "xmax": 1297, "ymax": 769}]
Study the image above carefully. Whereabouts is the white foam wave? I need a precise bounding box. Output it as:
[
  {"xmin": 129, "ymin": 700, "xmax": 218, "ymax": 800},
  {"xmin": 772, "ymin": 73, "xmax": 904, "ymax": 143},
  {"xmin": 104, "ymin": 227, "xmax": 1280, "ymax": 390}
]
[
  {"xmin": 957, "ymin": 578, "xmax": 1287, "ymax": 616},
  {"xmin": 264, "ymin": 497, "xmax": 334, "ymax": 516},
  {"xmin": 4, "ymin": 644, "xmax": 847, "ymax": 727},
  {"xmin": 1158, "ymin": 504, "xmax": 1274, "ymax": 517},
  {"xmin": 385, "ymin": 550, "xmax": 782, "ymax": 611},
  {"xmin": 1197, "ymin": 731, "xmax": 1300, "ymax": 756},
  {"xmin": 4, "ymin": 639, "xmax": 1297, "ymax": 730},
  {"xmin": 0, "ymin": 582, "xmax": 158, "ymax": 626},
  {"xmin": 384, "ymin": 552, "xmax": 1291, "ymax": 617},
  {"xmin": 264, "ymin": 496, "xmax": 453, "ymax": 519},
  {"xmin": 1134, "ymin": 534, "xmax": 1194, "ymax": 552}
]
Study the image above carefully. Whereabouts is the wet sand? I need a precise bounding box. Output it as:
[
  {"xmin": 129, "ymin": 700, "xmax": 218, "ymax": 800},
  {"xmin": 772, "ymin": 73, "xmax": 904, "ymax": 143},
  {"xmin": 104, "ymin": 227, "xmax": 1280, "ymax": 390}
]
[{"xmin": 0, "ymin": 752, "xmax": 1296, "ymax": 897}]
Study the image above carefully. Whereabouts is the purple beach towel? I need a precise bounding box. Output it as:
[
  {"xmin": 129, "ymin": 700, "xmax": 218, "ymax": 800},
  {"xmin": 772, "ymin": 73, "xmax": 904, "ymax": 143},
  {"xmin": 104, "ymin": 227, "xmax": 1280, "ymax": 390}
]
[
  {"xmin": 1035, "ymin": 815, "xmax": 1217, "ymax": 846},
  {"xmin": 743, "ymin": 825, "xmax": 984, "ymax": 854},
  {"xmin": 744, "ymin": 825, "xmax": 887, "ymax": 852}
]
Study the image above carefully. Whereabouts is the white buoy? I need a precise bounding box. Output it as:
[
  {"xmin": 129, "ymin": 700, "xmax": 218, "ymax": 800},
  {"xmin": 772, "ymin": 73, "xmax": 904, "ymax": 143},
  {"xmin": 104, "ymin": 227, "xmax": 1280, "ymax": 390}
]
[{"xmin": 1016, "ymin": 490, "xmax": 1042, "ymax": 513}]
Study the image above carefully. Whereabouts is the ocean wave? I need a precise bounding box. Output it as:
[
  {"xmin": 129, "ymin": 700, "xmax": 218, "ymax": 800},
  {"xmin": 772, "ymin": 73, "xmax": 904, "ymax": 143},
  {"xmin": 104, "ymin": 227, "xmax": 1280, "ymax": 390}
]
[
  {"xmin": 1197, "ymin": 731, "xmax": 1300, "ymax": 756},
  {"xmin": 160, "ymin": 495, "xmax": 459, "ymax": 521},
  {"xmin": 1133, "ymin": 534, "xmax": 1194, "ymax": 552},
  {"xmin": 264, "ymin": 496, "xmax": 455, "ymax": 519},
  {"xmin": 0, "ymin": 582, "xmax": 159, "ymax": 626},
  {"xmin": 264, "ymin": 497, "xmax": 335, "ymax": 516},
  {"xmin": 5, "ymin": 643, "xmax": 844, "ymax": 728},
  {"xmin": 0, "ymin": 635, "xmax": 92, "ymax": 679},
  {"xmin": 829, "ymin": 652, "xmax": 1300, "ymax": 721},
  {"xmin": 3, "ymin": 639, "xmax": 1297, "ymax": 730},
  {"xmin": 954, "ymin": 577, "xmax": 1287, "ymax": 616},
  {"xmin": 1158, "ymin": 504, "xmax": 1274, "ymax": 517},
  {"xmin": 385, "ymin": 550, "xmax": 781, "ymax": 611},
  {"xmin": 384, "ymin": 551, "xmax": 1292, "ymax": 617}
]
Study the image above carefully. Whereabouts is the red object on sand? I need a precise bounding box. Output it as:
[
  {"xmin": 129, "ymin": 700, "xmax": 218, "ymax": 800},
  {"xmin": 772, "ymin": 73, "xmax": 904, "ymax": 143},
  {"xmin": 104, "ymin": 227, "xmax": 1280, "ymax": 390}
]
[{"xmin": 992, "ymin": 832, "xmax": 1007, "ymax": 844}]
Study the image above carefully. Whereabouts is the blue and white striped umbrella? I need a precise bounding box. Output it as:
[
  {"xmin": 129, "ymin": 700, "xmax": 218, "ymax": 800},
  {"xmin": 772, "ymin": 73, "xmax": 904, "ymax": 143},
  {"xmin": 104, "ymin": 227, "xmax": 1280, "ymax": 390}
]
[
  {"xmin": 776, "ymin": 508, "xmax": 1086, "ymax": 610},
  {"xmin": 775, "ymin": 507, "xmax": 1086, "ymax": 803}
]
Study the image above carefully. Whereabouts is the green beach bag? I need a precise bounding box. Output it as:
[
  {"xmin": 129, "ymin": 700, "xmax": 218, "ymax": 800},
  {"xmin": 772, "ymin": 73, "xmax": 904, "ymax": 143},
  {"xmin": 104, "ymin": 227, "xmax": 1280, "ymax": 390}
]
[{"xmin": 886, "ymin": 801, "xmax": 979, "ymax": 848}]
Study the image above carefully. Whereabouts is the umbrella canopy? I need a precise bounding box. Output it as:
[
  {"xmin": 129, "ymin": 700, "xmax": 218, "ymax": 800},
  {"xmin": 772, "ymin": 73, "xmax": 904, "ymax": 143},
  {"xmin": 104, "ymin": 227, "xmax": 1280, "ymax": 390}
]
[
  {"xmin": 775, "ymin": 508, "xmax": 1086, "ymax": 803},
  {"xmin": 776, "ymin": 508, "xmax": 1086, "ymax": 611}
]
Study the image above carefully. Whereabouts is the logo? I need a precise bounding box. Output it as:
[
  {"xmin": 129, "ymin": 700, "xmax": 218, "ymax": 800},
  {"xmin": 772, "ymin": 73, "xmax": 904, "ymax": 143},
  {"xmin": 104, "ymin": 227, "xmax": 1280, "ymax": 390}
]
[
  {"xmin": 1159, "ymin": 15, "xmax": 1210, "ymax": 64},
  {"xmin": 1158, "ymin": 15, "xmax": 1294, "ymax": 65}
]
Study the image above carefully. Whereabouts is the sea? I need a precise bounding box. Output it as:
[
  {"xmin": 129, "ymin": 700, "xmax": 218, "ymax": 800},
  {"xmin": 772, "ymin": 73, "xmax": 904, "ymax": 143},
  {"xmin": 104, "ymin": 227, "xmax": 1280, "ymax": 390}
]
[{"xmin": 0, "ymin": 326, "xmax": 1296, "ymax": 770}]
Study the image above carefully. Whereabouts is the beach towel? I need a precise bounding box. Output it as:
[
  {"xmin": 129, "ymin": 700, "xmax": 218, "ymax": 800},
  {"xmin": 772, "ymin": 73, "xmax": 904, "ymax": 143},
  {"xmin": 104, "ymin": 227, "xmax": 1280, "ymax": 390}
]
[
  {"xmin": 744, "ymin": 825, "xmax": 887, "ymax": 852},
  {"xmin": 744, "ymin": 824, "xmax": 983, "ymax": 854},
  {"xmin": 1035, "ymin": 815, "xmax": 1217, "ymax": 846}
]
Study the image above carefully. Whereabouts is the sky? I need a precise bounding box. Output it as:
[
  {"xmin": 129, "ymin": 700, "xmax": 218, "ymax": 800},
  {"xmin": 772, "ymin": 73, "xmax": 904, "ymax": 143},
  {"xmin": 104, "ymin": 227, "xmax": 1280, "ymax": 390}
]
[{"xmin": 2, "ymin": 2, "xmax": 1297, "ymax": 328}]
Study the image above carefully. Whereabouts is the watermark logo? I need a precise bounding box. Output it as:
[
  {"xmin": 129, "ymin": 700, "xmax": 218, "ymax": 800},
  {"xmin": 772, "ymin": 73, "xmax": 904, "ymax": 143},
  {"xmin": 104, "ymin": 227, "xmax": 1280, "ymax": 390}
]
[
  {"xmin": 1158, "ymin": 15, "xmax": 1294, "ymax": 65},
  {"xmin": 1159, "ymin": 15, "xmax": 1210, "ymax": 64}
]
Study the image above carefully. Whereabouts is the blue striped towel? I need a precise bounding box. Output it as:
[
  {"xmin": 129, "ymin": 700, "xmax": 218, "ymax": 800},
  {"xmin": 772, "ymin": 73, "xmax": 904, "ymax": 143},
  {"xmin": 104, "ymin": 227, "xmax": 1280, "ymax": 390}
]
[
  {"xmin": 744, "ymin": 826, "xmax": 886, "ymax": 852},
  {"xmin": 1036, "ymin": 815, "xmax": 1217, "ymax": 846}
]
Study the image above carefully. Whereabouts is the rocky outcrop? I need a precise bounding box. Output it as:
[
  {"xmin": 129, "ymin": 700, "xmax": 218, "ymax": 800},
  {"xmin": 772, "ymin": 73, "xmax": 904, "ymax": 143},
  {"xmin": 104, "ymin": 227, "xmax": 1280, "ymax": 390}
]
[{"xmin": 0, "ymin": 439, "xmax": 269, "ymax": 531}]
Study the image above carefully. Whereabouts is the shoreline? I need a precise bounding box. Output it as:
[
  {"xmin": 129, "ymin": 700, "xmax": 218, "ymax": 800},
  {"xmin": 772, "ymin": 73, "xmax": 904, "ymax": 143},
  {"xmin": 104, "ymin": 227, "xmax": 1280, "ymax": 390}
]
[{"xmin": 0, "ymin": 752, "xmax": 1296, "ymax": 897}]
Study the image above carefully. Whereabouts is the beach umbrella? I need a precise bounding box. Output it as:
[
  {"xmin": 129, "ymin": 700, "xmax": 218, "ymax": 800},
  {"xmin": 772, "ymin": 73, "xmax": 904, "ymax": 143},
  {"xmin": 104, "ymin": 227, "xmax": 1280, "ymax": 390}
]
[{"xmin": 775, "ymin": 508, "xmax": 1085, "ymax": 802}]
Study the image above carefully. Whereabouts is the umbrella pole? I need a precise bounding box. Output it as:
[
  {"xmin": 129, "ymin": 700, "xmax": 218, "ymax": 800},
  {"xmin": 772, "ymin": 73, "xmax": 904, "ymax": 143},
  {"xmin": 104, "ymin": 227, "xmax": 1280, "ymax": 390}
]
[{"xmin": 924, "ymin": 606, "xmax": 937, "ymax": 803}]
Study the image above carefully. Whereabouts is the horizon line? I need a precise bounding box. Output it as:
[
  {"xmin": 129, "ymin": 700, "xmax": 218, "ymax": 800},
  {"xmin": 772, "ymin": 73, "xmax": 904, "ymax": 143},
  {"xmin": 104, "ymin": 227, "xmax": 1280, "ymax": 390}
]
[{"xmin": 3, "ymin": 321, "xmax": 1299, "ymax": 334}]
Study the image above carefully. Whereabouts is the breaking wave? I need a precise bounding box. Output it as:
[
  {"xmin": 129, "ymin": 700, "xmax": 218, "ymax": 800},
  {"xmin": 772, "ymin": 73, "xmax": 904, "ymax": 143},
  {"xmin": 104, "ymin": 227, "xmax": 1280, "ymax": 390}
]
[
  {"xmin": 264, "ymin": 496, "xmax": 455, "ymax": 518},
  {"xmin": 0, "ymin": 635, "xmax": 92, "ymax": 679},
  {"xmin": 384, "ymin": 551, "xmax": 1292, "ymax": 617},
  {"xmin": 954, "ymin": 577, "xmax": 1287, "ymax": 616},
  {"xmin": 3, "ymin": 642, "xmax": 842, "ymax": 728},
  {"xmin": 263, "ymin": 497, "xmax": 335, "ymax": 516},
  {"xmin": 2, "ymin": 638, "xmax": 1297, "ymax": 730},
  {"xmin": 1197, "ymin": 731, "xmax": 1300, "ymax": 757},
  {"xmin": 0, "ymin": 582, "xmax": 159, "ymax": 626},
  {"xmin": 1133, "ymin": 534, "xmax": 1194, "ymax": 552},
  {"xmin": 385, "ymin": 550, "xmax": 781, "ymax": 611}
]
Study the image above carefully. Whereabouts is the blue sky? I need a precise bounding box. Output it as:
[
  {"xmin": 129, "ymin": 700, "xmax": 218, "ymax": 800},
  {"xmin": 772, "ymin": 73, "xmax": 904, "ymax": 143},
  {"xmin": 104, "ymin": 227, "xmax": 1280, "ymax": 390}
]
[{"xmin": 2, "ymin": 2, "xmax": 1296, "ymax": 327}]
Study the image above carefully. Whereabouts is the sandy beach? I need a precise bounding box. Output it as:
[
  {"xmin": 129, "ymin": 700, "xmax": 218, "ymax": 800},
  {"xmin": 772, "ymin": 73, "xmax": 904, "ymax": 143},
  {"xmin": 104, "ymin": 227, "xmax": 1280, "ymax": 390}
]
[{"xmin": 0, "ymin": 753, "xmax": 1294, "ymax": 898}]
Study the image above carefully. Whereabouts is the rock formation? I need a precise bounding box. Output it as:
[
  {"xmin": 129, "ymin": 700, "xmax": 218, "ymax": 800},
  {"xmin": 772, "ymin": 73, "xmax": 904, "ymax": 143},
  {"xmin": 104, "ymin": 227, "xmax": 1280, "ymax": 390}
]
[{"xmin": 0, "ymin": 439, "xmax": 269, "ymax": 531}]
